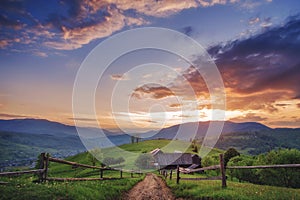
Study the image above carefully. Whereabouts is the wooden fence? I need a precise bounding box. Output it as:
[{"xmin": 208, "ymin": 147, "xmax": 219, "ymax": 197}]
[
  {"xmin": 173, "ymin": 154, "xmax": 300, "ymax": 188},
  {"xmin": 0, "ymin": 153, "xmax": 142, "ymax": 182}
]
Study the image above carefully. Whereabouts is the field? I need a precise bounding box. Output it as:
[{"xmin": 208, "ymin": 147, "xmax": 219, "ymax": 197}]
[
  {"xmin": 166, "ymin": 173, "xmax": 300, "ymax": 200},
  {"xmin": 0, "ymin": 150, "xmax": 144, "ymax": 200},
  {"xmin": 1, "ymin": 139, "xmax": 300, "ymax": 199}
]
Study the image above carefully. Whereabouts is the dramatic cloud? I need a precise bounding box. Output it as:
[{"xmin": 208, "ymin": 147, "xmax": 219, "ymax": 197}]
[
  {"xmin": 132, "ymin": 84, "xmax": 174, "ymax": 99},
  {"xmin": 132, "ymin": 65, "xmax": 209, "ymax": 101},
  {"xmin": 132, "ymin": 15, "xmax": 300, "ymax": 120},
  {"xmin": 0, "ymin": 0, "xmax": 239, "ymax": 51},
  {"xmin": 209, "ymin": 15, "xmax": 300, "ymax": 99}
]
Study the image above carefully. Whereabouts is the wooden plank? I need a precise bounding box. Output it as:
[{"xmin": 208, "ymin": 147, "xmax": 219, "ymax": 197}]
[
  {"xmin": 226, "ymin": 164, "xmax": 300, "ymax": 169},
  {"xmin": 180, "ymin": 176, "xmax": 222, "ymax": 181},
  {"xmin": 48, "ymin": 157, "xmax": 106, "ymax": 170},
  {"xmin": 0, "ymin": 169, "xmax": 45, "ymax": 177},
  {"xmin": 46, "ymin": 177, "xmax": 118, "ymax": 181},
  {"xmin": 180, "ymin": 165, "xmax": 220, "ymax": 173},
  {"xmin": 113, "ymin": 168, "xmax": 143, "ymax": 174}
]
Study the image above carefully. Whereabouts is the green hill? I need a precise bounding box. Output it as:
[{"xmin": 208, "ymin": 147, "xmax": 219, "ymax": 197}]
[{"xmin": 1, "ymin": 139, "xmax": 300, "ymax": 200}]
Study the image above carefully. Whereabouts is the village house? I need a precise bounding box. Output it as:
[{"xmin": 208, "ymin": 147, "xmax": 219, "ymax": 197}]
[{"xmin": 150, "ymin": 148, "xmax": 201, "ymax": 170}]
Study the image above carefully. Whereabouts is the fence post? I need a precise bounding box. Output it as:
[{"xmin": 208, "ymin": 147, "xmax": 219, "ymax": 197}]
[
  {"xmin": 39, "ymin": 153, "xmax": 45, "ymax": 182},
  {"xmin": 120, "ymin": 170, "xmax": 123, "ymax": 178},
  {"xmin": 176, "ymin": 165, "xmax": 180, "ymax": 184},
  {"xmin": 219, "ymin": 154, "xmax": 227, "ymax": 188},
  {"xmin": 100, "ymin": 169, "xmax": 103, "ymax": 179},
  {"xmin": 170, "ymin": 170, "xmax": 172, "ymax": 180},
  {"xmin": 43, "ymin": 153, "xmax": 49, "ymax": 182}
]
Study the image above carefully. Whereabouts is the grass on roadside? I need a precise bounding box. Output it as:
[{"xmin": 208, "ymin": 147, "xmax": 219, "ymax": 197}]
[
  {"xmin": 0, "ymin": 175, "xmax": 143, "ymax": 200},
  {"xmin": 166, "ymin": 178, "xmax": 300, "ymax": 200}
]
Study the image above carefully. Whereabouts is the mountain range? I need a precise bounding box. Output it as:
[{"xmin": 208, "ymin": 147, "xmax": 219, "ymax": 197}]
[{"xmin": 0, "ymin": 118, "xmax": 299, "ymax": 169}]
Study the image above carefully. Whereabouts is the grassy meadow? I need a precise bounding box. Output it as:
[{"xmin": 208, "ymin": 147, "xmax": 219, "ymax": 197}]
[{"xmin": 1, "ymin": 139, "xmax": 300, "ymax": 199}]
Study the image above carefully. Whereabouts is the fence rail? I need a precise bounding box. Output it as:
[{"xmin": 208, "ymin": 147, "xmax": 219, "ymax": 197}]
[
  {"xmin": 48, "ymin": 157, "xmax": 106, "ymax": 170},
  {"xmin": 175, "ymin": 154, "xmax": 300, "ymax": 188},
  {"xmin": 180, "ymin": 176, "xmax": 222, "ymax": 181},
  {"xmin": 0, "ymin": 152, "xmax": 143, "ymax": 182},
  {"xmin": 46, "ymin": 177, "xmax": 118, "ymax": 181},
  {"xmin": 226, "ymin": 164, "xmax": 300, "ymax": 169},
  {"xmin": 0, "ymin": 169, "xmax": 45, "ymax": 177}
]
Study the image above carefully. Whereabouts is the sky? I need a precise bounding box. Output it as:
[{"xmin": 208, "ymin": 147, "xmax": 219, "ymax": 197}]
[{"xmin": 0, "ymin": 0, "xmax": 300, "ymax": 131}]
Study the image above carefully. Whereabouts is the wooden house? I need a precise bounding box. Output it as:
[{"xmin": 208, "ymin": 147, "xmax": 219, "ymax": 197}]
[{"xmin": 150, "ymin": 148, "xmax": 201, "ymax": 170}]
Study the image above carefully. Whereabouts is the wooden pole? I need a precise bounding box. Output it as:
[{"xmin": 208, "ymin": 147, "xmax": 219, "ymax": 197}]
[
  {"xmin": 100, "ymin": 169, "xmax": 103, "ymax": 178},
  {"xmin": 39, "ymin": 153, "xmax": 45, "ymax": 182},
  {"xmin": 176, "ymin": 165, "xmax": 180, "ymax": 184},
  {"xmin": 219, "ymin": 154, "xmax": 227, "ymax": 188},
  {"xmin": 43, "ymin": 153, "xmax": 49, "ymax": 182},
  {"xmin": 170, "ymin": 170, "xmax": 172, "ymax": 180},
  {"xmin": 120, "ymin": 170, "xmax": 123, "ymax": 178}
]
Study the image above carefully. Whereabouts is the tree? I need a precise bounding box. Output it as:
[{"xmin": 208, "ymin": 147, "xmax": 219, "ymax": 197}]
[
  {"xmin": 88, "ymin": 148, "xmax": 102, "ymax": 166},
  {"xmin": 102, "ymin": 156, "xmax": 125, "ymax": 166},
  {"xmin": 224, "ymin": 147, "xmax": 240, "ymax": 166},
  {"xmin": 135, "ymin": 153, "xmax": 154, "ymax": 170},
  {"xmin": 202, "ymin": 154, "xmax": 220, "ymax": 176},
  {"xmin": 227, "ymin": 149, "xmax": 300, "ymax": 188},
  {"xmin": 227, "ymin": 155, "xmax": 258, "ymax": 183},
  {"xmin": 191, "ymin": 139, "xmax": 199, "ymax": 153},
  {"xmin": 103, "ymin": 157, "xmax": 115, "ymax": 166},
  {"xmin": 116, "ymin": 157, "xmax": 125, "ymax": 164},
  {"xmin": 256, "ymin": 149, "xmax": 300, "ymax": 188},
  {"xmin": 192, "ymin": 145, "xmax": 199, "ymax": 153}
]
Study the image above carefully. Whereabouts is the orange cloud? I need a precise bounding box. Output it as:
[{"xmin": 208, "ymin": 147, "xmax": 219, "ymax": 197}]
[
  {"xmin": 110, "ymin": 74, "xmax": 128, "ymax": 80},
  {"xmin": 169, "ymin": 103, "xmax": 181, "ymax": 108},
  {"xmin": 0, "ymin": 40, "xmax": 10, "ymax": 48},
  {"xmin": 132, "ymin": 84, "xmax": 174, "ymax": 99},
  {"xmin": 0, "ymin": 0, "xmax": 239, "ymax": 51}
]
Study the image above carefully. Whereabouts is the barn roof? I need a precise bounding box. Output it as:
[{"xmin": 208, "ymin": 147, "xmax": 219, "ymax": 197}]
[{"xmin": 154, "ymin": 153, "xmax": 197, "ymax": 166}]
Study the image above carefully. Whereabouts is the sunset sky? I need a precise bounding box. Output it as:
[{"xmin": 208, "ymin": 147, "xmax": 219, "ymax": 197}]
[{"xmin": 1, "ymin": 0, "xmax": 300, "ymax": 131}]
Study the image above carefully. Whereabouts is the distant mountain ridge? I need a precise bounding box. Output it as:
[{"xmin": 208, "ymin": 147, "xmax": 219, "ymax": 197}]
[
  {"xmin": 0, "ymin": 118, "xmax": 76, "ymax": 136},
  {"xmin": 147, "ymin": 121, "xmax": 272, "ymax": 140},
  {"xmin": 0, "ymin": 118, "xmax": 123, "ymax": 137},
  {"xmin": 0, "ymin": 118, "xmax": 299, "ymax": 168}
]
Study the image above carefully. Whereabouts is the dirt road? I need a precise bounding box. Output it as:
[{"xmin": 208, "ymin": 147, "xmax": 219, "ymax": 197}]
[{"xmin": 123, "ymin": 173, "xmax": 177, "ymax": 200}]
